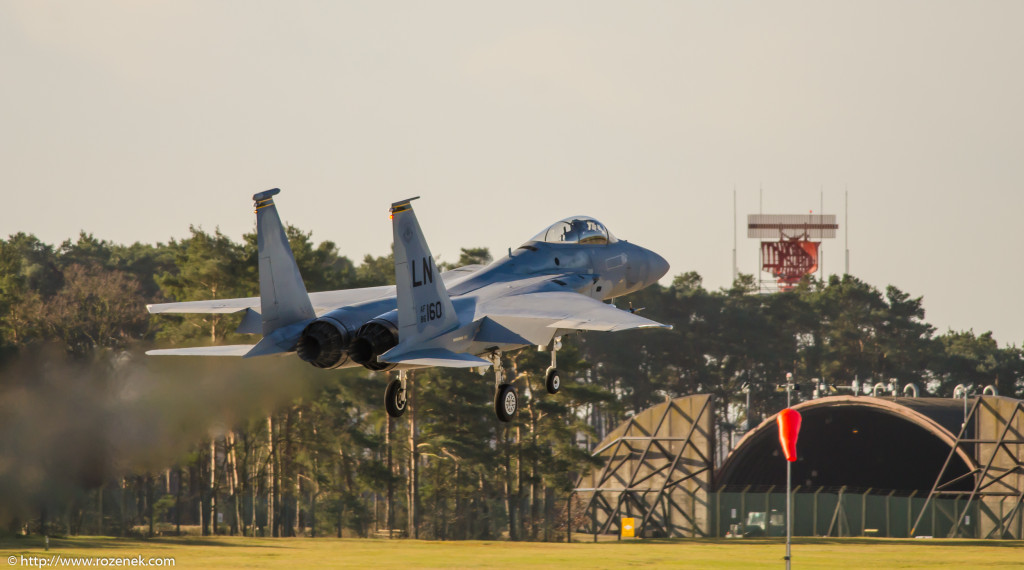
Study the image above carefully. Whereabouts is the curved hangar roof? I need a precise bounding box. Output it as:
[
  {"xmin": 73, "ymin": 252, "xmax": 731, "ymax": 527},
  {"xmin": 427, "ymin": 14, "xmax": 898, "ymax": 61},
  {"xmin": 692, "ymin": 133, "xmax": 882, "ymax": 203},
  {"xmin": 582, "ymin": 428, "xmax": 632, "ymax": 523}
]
[{"xmin": 716, "ymin": 396, "xmax": 977, "ymax": 493}]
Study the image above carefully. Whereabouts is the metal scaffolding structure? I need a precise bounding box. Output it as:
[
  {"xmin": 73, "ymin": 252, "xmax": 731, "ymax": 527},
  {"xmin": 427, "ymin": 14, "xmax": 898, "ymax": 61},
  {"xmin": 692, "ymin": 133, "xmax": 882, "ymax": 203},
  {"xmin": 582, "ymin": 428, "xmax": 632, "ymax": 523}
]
[
  {"xmin": 914, "ymin": 396, "xmax": 1024, "ymax": 539},
  {"xmin": 573, "ymin": 393, "xmax": 1024, "ymax": 539},
  {"xmin": 572, "ymin": 394, "xmax": 714, "ymax": 539}
]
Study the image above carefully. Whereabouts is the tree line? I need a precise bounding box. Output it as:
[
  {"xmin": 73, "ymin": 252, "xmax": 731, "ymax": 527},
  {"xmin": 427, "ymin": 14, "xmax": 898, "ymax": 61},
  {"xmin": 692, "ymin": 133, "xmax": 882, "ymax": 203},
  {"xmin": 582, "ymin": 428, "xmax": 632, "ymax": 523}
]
[{"xmin": 0, "ymin": 227, "xmax": 1021, "ymax": 540}]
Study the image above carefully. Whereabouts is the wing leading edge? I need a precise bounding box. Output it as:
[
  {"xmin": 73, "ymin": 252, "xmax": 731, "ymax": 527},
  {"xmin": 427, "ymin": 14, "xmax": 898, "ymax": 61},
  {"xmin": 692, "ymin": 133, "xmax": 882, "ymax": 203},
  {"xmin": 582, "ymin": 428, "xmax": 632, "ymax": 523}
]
[
  {"xmin": 481, "ymin": 291, "xmax": 671, "ymax": 334},
  {"xmin": 146, "ymin": 287, "xmax": 396, "ymax": 316}
]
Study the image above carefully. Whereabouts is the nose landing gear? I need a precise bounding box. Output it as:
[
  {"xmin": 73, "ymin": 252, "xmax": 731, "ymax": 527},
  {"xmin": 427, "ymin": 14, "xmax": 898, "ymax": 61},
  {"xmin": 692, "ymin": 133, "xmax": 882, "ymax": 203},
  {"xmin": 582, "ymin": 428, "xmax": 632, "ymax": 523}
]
[{"xmin": 545, "ymin": 367, "xmax": 560, "ymax": 394}]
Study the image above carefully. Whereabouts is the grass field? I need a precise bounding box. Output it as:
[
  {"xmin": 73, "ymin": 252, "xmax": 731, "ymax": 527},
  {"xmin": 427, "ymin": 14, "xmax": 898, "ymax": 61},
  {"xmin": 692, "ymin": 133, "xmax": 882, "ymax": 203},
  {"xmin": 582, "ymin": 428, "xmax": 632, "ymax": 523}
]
[{"xmin": 2, "ymin": 535, "xmax": 1022, "ymax": 569}]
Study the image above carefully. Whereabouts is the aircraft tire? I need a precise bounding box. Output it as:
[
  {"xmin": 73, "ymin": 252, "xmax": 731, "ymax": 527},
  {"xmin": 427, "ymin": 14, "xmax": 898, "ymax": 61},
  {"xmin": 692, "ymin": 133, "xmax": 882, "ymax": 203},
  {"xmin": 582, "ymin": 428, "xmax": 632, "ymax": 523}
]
[
  {"xmin": 494, "ymin": 383, "xmax": 517, "ymax": 422},
  {"xmin": 385, "ymin": 378, "xmax": 407, "ymax": 418},
  {"xmin": 545, "ymin": 367, "xmax": 560, "ymax": 394}
]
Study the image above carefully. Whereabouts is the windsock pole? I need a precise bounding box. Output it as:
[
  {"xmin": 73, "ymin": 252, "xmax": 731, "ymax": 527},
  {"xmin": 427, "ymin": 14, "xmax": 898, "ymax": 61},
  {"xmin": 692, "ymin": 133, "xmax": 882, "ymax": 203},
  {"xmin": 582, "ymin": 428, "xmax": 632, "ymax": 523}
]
[
  {"xmin": 777, "ymin": 373, "xmax": 802, "ymax": 570},
  {"xmin": 787, "ymin": 379, "xmax": 792, "ymax": 570},
  {"xmin": 786, "ymin": 447, "xmax": 792, "ymax": 569}
]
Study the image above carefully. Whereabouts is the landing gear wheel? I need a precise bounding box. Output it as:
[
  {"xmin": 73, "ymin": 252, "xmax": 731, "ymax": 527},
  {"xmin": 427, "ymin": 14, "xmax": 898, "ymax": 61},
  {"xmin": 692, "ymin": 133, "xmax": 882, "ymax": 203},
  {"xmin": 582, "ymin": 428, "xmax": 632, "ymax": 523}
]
[
  {"xmin": 545, "ymin": 367, "xmax": 560, "ymax": 394},
  {"xmin": 494, "ymin": 383, "xmax": 517, "ymax": 422},
  {"xmin": 385, "ymin": 378, "xmax": 407, "ymax": 418}
]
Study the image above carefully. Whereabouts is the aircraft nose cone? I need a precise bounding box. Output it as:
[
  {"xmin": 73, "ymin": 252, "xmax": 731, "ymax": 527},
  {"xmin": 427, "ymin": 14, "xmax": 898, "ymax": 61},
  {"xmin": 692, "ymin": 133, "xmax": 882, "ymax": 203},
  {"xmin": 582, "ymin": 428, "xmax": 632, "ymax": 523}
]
[{"xmin": 649, "ymin": 251, "xmax": 670, "ymax": 283}]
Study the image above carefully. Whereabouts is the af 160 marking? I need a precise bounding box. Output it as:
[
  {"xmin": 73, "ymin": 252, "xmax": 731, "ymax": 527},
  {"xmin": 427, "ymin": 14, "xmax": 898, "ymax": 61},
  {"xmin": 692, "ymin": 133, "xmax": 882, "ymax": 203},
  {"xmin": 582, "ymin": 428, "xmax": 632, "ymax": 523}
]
[{"xmin": 419, "ymin": 301, "xmax": 443, "ymax": 324}]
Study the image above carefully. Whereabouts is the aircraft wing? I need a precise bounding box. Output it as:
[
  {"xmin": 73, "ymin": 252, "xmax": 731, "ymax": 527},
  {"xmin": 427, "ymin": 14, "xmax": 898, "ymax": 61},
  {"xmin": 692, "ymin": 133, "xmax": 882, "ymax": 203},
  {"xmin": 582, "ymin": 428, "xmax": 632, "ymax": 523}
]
[
  {"xmin": 379, "ymin": 347, "xmax": 491, "ymax": 368},
  {"xmin": 308, "ymin": 287, "xmax": 395, "ymax": 313},
  {"xmin": 481, "ymin": 291, "xmax": 671, "ymax": 340},
  {"xmin": 146, "ymin": 287, "xmax": 396, "ymax": 315},
  {"xmin": 146, "ymin": 267, "xmax": 478, "ymax": 316},
  {"xmin": 147, "ymin": 297, "xmax": 260, "ymax": 314}
]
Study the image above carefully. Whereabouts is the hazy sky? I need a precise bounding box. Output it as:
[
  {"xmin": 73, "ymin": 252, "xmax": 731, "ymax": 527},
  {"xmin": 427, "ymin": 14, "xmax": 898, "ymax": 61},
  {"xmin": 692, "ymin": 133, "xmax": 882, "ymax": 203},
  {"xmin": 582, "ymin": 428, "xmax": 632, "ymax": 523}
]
[{"xmin": 3, "ymin": 2, "xmax": 1023, "ymax": 344}]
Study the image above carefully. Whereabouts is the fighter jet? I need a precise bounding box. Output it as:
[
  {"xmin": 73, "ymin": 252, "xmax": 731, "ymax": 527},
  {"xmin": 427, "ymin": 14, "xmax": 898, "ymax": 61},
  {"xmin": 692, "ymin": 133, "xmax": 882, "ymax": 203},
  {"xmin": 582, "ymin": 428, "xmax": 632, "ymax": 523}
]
[{"xmin": 147, "ymin": 189, "xmax": 671, "ymax": 421}]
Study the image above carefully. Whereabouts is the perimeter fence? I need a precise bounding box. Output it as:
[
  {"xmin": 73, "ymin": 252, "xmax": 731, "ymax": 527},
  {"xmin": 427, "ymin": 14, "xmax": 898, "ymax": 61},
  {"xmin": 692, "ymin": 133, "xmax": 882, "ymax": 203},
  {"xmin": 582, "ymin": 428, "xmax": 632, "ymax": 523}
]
[
  {"xmin": 572, "ymin": 486, "xmax": 1009, "ymax": 539},
  {"xmin": 712, "ymin": 486, "xmax": 979, "ymax": 538}
]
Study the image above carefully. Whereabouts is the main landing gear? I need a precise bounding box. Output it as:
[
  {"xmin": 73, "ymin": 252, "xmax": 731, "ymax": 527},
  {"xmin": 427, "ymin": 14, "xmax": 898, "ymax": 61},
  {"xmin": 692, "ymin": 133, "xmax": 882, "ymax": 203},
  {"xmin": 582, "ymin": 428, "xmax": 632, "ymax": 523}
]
[
  {"xmin": 544, "ymin": 337, "xmax": 562, "ymax": 395},
  {"xmin": 491, "ymin": 352, "xmax": 518, "ymax": 423},
  {"xmin": 386, "ymin": 338, "xmax": 564, "ymax": 422},
  {"xmin": 491, "ymin": 337, "xmax": 563, "ymax": 423},
  {"xmin": 385, "ymin": 370, "xmax": 408, "ymax": 418}
]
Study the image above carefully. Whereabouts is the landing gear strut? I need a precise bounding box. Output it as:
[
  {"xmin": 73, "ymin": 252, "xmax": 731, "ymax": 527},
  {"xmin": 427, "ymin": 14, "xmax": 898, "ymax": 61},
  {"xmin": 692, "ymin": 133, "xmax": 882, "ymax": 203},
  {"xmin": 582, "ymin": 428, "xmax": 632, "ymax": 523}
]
[
  {"xmin": 544, "ymin": 337, "xmax": 562, "ymax": 394},
  {"xmin": 490, "ymin": 351, "xmax": 517, "ymax": 422},
  {"xmin": 385, "ymin": 370, "xmax": 408, "ymax": 418}
]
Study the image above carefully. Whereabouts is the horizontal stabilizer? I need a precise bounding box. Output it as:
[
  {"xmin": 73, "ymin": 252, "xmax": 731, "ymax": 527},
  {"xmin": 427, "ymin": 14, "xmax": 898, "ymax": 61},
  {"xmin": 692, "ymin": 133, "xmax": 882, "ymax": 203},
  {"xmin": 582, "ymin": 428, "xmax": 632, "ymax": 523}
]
[
  {"xmin": 243, "ymin": 338, "xmax": 292, "ymax": 358},
  {"xmin": 379, "ymin": 347, "xmax": 490, "ymax": 369},
  {"xmin": 146, "ymin": 345, "xmax": 255, "ymax": 357}
]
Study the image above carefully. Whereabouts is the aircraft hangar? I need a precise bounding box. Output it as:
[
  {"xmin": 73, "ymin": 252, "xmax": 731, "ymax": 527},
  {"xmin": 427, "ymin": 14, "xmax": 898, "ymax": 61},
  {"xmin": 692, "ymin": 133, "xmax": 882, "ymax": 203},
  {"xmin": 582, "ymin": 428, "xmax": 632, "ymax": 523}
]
[
  {"xmin": 715, "ymin": 396, "xmax": 974, "ymax": 492},
  {"xmin": 572, "ymin": 393, "xmax": 1024, "ymax": 539}
]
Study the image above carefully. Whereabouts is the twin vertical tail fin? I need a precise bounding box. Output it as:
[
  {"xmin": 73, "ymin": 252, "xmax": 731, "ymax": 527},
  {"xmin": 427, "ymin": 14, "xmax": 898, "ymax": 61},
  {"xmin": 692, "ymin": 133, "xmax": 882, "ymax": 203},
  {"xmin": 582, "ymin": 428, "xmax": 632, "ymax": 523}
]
[
  {"xmin": 147, "ymin": 189, "xmax": 315, "ymax": 358},
  {"xmin": 389, "ymin": 197, "xmax": 459, "ymax": 347},
  {"xmin": 245, "ymin": 189, "xmax": 316, "ymax": 356}
]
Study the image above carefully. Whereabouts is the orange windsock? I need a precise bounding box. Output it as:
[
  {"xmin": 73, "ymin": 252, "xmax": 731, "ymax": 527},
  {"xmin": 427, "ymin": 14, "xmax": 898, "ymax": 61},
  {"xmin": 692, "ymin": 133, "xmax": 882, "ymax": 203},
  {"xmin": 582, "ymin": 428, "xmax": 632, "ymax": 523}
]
[{"xmin": 777, "ymin": 408, "xmax": 802, "ymax": 462}]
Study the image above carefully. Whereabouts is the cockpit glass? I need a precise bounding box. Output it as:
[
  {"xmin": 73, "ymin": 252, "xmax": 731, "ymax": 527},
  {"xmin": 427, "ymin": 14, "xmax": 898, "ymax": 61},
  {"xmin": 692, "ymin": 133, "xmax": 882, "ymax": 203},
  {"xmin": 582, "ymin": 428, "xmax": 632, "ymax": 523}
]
[{"xmin": 528, "ymin": 217, "xmax": 616, "ymax": 245}]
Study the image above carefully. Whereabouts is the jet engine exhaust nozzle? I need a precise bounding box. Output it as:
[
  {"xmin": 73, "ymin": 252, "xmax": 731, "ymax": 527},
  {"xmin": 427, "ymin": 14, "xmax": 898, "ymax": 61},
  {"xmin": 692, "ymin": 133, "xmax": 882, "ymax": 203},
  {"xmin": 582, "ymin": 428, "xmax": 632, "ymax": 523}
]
[
  {"xmin": 349, "ymin": 319, "xmax": 399, "ymax": 371},
  {"xmin": 296, "ymin": 319, "xmax": 350, "ymax": 369}
]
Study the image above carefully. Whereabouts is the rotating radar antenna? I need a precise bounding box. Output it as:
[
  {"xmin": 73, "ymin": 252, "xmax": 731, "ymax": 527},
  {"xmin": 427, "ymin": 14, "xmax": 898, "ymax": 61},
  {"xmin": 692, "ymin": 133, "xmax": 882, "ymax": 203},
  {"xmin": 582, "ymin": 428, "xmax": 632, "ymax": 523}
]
[{"xmin": 748, "ymin": 213, "xmax": 838, "ymax": 292}]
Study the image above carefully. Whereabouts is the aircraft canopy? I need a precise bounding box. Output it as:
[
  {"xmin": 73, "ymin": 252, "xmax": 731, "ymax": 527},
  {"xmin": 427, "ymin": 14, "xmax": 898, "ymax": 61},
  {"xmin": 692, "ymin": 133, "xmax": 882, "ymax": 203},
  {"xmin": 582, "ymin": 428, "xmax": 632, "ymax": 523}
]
[{"xmin": 529, "ymin": 216, "xmax": 617, "ymax": 245}]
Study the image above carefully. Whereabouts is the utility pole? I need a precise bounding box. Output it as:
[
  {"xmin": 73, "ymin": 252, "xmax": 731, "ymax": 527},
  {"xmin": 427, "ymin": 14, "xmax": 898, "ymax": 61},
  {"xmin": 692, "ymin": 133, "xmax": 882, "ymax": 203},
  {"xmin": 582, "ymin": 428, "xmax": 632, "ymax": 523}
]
[
  {"xmin": 733, "ymin": 188, "xmax": 738, "ymax": 283},
  {"xmin": 845, "ymin": 189, "xmax": 850, "ymax": 275}
]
